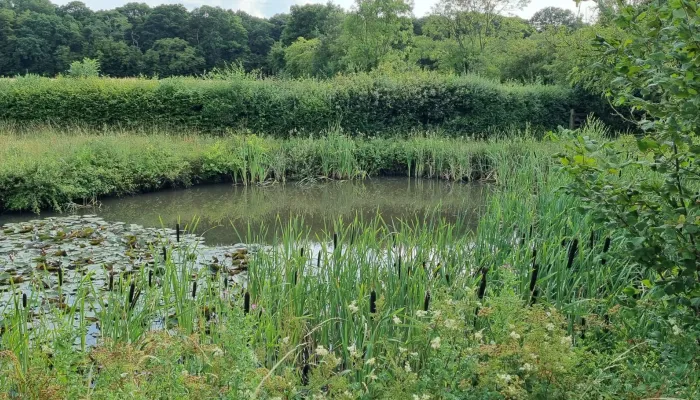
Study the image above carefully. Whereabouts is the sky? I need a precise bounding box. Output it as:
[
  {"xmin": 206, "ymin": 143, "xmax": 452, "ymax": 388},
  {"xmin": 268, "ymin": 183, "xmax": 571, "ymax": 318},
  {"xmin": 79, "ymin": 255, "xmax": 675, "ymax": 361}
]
[{"xmin": 53, "ymin": 0, "xmax": 598, "ymax": 21}]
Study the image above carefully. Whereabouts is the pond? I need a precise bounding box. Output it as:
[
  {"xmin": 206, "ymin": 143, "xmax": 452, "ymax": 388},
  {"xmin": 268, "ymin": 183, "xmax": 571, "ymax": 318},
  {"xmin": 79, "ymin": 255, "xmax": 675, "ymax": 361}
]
[{"xmin": 0, "ymin": 178, "xmax": 488, "ymax": 245}]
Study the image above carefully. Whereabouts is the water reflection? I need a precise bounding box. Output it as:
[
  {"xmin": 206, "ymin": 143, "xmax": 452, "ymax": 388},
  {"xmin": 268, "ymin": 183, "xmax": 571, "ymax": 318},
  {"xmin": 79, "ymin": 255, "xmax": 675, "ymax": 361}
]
[{"xmin": 0, "ymin": 178, "xmax": 488, "ymax": 244}]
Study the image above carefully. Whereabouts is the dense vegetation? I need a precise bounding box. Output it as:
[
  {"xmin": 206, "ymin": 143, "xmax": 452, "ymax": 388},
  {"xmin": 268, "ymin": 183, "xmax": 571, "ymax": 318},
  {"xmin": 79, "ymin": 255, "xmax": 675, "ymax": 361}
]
[
  {"xmin": 0, "ymin": 0, "xmax": 618, "ymax": 85},
  {"xmin": 0, "ymin": 73, "xmax": 608, "ymax": 135},
  {"xmin": 0, "ymin": 0, "xmax": 698, "ymax": 399}
]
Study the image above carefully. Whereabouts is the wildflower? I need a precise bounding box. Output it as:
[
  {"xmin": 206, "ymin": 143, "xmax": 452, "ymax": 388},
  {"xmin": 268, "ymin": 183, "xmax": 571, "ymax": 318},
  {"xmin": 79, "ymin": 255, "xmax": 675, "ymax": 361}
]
[
  {"xmin": 668, "ymin": 318, "xmax": 677, "ymax": 325},
  {"xmin": 672, "ymin": 325, "xmax": 682, "ymax": 336},
  {"xmin": 404, "ymin": 361, "xmax": 412, "ymax": 372},
  {"xmin": 415, "ymin": 310, "xmax": 428, "ymax": 317},
  {"xmin": 348, "ymin": 301, "xmax": 359, "ymax": 314},
  {"xmin": 393, "ymin": 315, "xmax": 402, "ymax": 325},
  {"xmin": 410, "ymin": 352, "xmax": 419, "ymax": 358},
  {"xmin": 530, "ymin": 353, "xmax": 538, "ymax": 359},
  {"xmin": 369, "ymin": 373, "xmax": 378, "ymax": 381},
  {"xmin": 474, "ymin": 330, "xmax": 483, "ymax": 341},
  {"xmin": 281, "ymin": 336, "xmax": 290, "ymax": 345},
  {"xmin": 431, "ymin": 336, "xmax": 441, "ymax": 350},
  {"xmin": 519, "ymin": 363, "xmax": 534, "ymax": 372},
  {"xmin": 399, "ymin": 346, "xmax": 407, "ymax": 353},
  {"xmin": 546, "ymin": 323, "xmax": 555, "ymax": 331},
  {"xmin": 432, "ymin": 310, "xmax": 442, "ymax": 318},
  {"xmin": 315, "ymin": 345, "xmax": 329, "ymax": 357},
  {"xmin": 348, "ymin": 343, "xmax": 359, "ymax": 357},
  {"xmin": 212, "ymin": 347, "xmax": 224, "ymax": 357},
  {"xmin": 560, "ymin": 336, "xmax": 572, "ymax": 346},
  {"xmin": 444, "ymin": 319, "xmax": 458, "ymax": 330},
  {"xmin": 497, "ymin": 373, "xmax": 512, "ymax": 383},
  {"xmin": 366, "ymin": 357, "xmax": 376, "ymax": 366},
  {"xmin": 509, "ymin": 331, "xmax": 521, "ymax": 340}
]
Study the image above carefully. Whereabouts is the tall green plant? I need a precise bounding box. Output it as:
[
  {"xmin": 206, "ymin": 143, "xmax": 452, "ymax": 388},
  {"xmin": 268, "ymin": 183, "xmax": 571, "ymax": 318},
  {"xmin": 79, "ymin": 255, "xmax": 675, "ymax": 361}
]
[{"xmin": 563, "ymin": 0, "xmax": 699, "ymax": 309}]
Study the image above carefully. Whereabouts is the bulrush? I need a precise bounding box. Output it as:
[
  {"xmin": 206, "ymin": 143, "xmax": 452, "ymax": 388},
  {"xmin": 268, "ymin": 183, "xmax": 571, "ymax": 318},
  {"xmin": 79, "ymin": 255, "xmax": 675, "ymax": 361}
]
[
  {"xmin": 602, "ymin": 237, "xmax": 611, "ymax": 265},
  {"xmin": 128, "ymin": 282, "xmax": 136, "ymax": 305},
  {"xmin": 192, "ymin": 281, "xmax": 197, "ymax": 299},
  {"xmin": 477, "ymin": 268, "xmax": 488, "ymax": 300},
  {"xmin": 423, "ymin": 291, "xmax": 431, "ymax": 312},
  {"xmin": 58, "ymin": 267, "xmax": 63, "ymax": 287},
  {"xmin": 22, "ymin": 292, "xmax": 27, "ymax": 309},
  {"xmin": 566, "ymin": 239, "xmax": 579, "ymax": 269},
  {"xmin": 148, "ymin": 269, "xmax": 153, "ymax": 287},
  {"xmin": 176, "ymin": 223, "xmax": 180, "ymax": 243},
  {"xmin": 370, "ymin": 290, "xmax": 377, "ymax": 314},
  {"xmin": 244, "ymin": 291, "xmax": 250, "ymax": 315},
  {"xmin": 108, "ymin": 272, "xmax": 114, "ymax": 291},
  {"xmin": 529, "ymin": 249, "xmax": 539, "ymax": 305}
]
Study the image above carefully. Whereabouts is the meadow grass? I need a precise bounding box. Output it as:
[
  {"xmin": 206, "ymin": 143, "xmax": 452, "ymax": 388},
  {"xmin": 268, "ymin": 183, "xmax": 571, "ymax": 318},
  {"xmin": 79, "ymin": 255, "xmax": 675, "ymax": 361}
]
[{"xmin": 1, "ymin": 123, "xmax": 697, "ymax": 398}]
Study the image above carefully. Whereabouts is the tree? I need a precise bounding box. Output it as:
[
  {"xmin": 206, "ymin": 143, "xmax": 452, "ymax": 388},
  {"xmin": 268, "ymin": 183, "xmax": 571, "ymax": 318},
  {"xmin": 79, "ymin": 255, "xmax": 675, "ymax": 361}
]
[
  {"xmin": 342, "ymin": 0, "xmax": 414, "ymax": 72},
  {"xmin": 432, "ymin": 0, "xmax": 531, "ymax": 73},
  {"xmin": 138, "ymin": 4, "xmax": 189, "ymax": 50},
  {"xmin": 563, "ymin": 0, "xmax": 700, "ymax": 308},
  {"xmin": 280, "ymin": 3, "xmax": 343, "ymax": 45},
  {"xmin": 237, "ymin": 12, "xmax": 276, "ymax": 71},
  {"xmin": 144, "ymin": 37, "xmax": 204, "ymax": 76},
  {"xmin": 67, "ymin": 56, "xmax": 99, "ymax": 77},
  {"xmin": 529, "ymin": 6, "xmax": 581, "ymax": 31},
  {"xmin": 115, "ymin": 2, "xmax": 151, "ymax": 49},
  {"xmin": 189, "ymin": 6, "xmax": 247, "ymax": 70},
  {"xmin": 284, "ymin": 37, "xmax": 320, "ymax": 77}
]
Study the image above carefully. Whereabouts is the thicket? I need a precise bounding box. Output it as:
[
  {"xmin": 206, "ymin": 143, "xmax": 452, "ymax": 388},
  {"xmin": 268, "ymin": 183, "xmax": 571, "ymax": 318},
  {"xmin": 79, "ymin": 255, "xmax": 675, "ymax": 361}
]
[{"xmin": 0, "ymin": 73, "xmax": 615, "ymax": 136}]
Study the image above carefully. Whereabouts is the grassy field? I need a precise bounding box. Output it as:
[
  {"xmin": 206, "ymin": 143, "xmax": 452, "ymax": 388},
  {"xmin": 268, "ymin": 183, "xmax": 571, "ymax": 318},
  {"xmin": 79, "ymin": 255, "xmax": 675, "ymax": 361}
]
[{"xmin": 1, "ymin": 123, "xmax": 697, "ymax": 399}]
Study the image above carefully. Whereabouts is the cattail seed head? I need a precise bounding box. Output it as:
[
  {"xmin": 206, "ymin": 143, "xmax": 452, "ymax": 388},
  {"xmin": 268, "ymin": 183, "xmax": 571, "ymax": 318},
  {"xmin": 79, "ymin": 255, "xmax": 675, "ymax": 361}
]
[
  {"xmin": 58, "ymin": 267, "xmax": 63, "ymax": 287},
  {"xmin": 333, "ymin": 233, "xmax": 338, "ymax": 250},
  {"xmin": 108, "ymin": 272, "xmax": 114, "ymax": 291},
  {"xmin": 566, "ymin": 239, "xmax": 579, "ymax": 269},
  {"xmin": 370, "ymin": 290, "xmax": 377, "ymax": 314},
  {"xmin": 128, "ymin": 282, "xmax": 136, "ymax": 305},
  {"xmin": 176, "ymin": 223, "xmax": 180, "ymax": 243},
  {"xmin": 192, "ymin": 281, "xmax": 197, "ymax": 299},
  {"xmin": 244, "ymin": 292, "xmax": 250, "ymax": 314},
  {"xmin": 22, "ymin": 293, "xmax": 27, "ymax": 309},
  {"xmin": 148, "ymin": 269, "xmax": 153, "ymax": 287},
  {"xmin": 477, "ymin": 268, "xmax": 488, "ymax": 300},
  {"xmin": 603, "ymin": 237, "xmax": 611, "ymax": 253},
  {"xmin": 423, "ymin": 291, "xmax": 431, "ymax": 312}
]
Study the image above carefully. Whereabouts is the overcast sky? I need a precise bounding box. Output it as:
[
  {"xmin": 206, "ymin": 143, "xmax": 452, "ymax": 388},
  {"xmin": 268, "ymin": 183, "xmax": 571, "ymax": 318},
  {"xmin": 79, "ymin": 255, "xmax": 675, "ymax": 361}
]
[{"xmin": 53, "ymin": 0, "xmax": 598, "ymax": 20}]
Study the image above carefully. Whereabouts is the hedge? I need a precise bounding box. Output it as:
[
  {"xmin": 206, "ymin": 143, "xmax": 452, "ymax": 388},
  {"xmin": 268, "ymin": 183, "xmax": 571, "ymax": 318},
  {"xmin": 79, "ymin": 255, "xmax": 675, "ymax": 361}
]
[{"xmin": 0, "ymin": 73, "xmax": 616, "ymax": 136}]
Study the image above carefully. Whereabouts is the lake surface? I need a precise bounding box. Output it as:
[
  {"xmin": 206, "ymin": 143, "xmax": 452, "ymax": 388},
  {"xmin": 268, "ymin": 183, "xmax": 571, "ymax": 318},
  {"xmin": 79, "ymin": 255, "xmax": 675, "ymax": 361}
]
[{"xmin": 0, "ymin": 178, "xmax": 487, "ymax": 244}]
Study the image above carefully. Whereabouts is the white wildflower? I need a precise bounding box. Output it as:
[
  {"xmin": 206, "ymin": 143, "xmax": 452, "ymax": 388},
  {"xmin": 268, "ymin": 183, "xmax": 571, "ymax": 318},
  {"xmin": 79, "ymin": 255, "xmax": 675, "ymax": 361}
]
[
  {"xmin": 432, "ymin": 310, "xmax": 442, "ymax": 318},
  {"xmin": 668, "ymin": 318, "xmax": 677, "ymax": 325},
  {"xmin": 212, "ymin": 347, "xmax": 224, "ymax": 357},
  {"xmin": 393, "ymin": 315, "xmax": 402, "ymax": 325},
  {"xmin": 369, "ymin": 373, "xmax": 378, "ymax": 381},
  {"xmin": 366, "ymin": 357, "xmax": 376, "ymax": 366},
  {"xmin": 415, "ymin": 310, "xmax": 428, "ymax": 317},
  {"xmin": 519, "ymin": 363, "xmax": 534, "ymax": 372},
  {"xmin": 281, "ymin": 336, "xmax": 290, "ymax": 345},
  {"xmin": 404, "ymin": 361, "xmax": 412, "ymax": 372},
  {"xmin": 474, "ymin": 330, "xmax": 483, "ymax": 341},
  {"xmin": 444, "ymin": 319, "xmax": 458, "ymax": 330},
  {"xmin": 413, "ymin": 395, "xmax": 421, "ymax": 400},
  {"xmin": 497, "ymin": 373, "xmax": 512, "ymax": 383},
  {"xmin": 430, "ymin": 336, "xmax": 441, "ymax": 350},
  {"xmin": 672, "ymin": 325, "xmax": 682, "ymax": 336},
  {"xmin": 546, "ymin": 323, "xmax": 555, "ymax": 331},
  {"xmin": 509, "ymin": 331, "xmax": 521, "ymax": 340},
  {"xmin": 560, "ymin": 336, "xmax": 573, "ymax": 346},
  {"xmin": 399, "ymin": 346, "xmax": 407, "ymax": 353},
  {"xmin": 348, "ymin": 343, "xmax": 359, "ymax": 357},
  {"xmin": 348, "ymin": 301, "xmax": 359, "ymax": 314},
  {"xmin": 410, "ymin": 352, "xmax": 419, "ymax": 358},
  {"xmin": 421, "ymin": 395, "xmax": 431, "ymax": 400},
  {"xmin": 315, "ymin": 345, "xmax": 329, "ymax": 357}
]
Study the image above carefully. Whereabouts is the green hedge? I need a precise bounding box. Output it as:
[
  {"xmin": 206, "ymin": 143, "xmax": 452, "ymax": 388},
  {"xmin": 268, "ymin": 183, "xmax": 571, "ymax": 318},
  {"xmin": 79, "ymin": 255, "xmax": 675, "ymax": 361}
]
[{"xmin": 0, "ymin": 73, "xmax": 605, "ymax": 136}]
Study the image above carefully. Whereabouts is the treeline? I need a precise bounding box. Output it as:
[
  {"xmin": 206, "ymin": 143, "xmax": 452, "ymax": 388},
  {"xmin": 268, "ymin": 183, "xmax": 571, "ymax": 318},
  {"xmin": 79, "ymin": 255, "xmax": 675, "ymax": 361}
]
[{"xmin": 0, "ymin": 0, "xmax": 628, "ymax": 83}]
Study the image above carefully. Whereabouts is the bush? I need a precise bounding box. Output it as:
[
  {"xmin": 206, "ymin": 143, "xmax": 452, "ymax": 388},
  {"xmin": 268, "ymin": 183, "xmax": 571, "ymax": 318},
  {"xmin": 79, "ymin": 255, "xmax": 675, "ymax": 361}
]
[
  {"xmin": 67, "ymin": 58, "xmax": 101, "ymax": 78},
  {"xmin": 0, "ymin": 72, "xmax": 619, "ymax": 137}
]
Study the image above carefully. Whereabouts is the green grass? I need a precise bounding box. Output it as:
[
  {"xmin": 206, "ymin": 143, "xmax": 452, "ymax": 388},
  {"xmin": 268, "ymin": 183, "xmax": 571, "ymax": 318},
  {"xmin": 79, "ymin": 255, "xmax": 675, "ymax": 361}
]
[{"xmin": 1, "ymin": 125, "xmax": 697, "ymax": 399}]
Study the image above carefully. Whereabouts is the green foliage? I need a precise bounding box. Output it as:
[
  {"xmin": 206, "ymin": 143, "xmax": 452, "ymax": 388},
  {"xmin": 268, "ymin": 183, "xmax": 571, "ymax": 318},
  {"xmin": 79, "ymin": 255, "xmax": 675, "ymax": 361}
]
[
  {"xmin": 0, "ymin": 72, "xmax": 594, "ymax": 136},
  {"xmin": 563, "ymin": 1, "xmax": 700, "ymax": 308},
  {"xmin": 66, "ymin": 57, "xmax": 100, "ymax": 78}
]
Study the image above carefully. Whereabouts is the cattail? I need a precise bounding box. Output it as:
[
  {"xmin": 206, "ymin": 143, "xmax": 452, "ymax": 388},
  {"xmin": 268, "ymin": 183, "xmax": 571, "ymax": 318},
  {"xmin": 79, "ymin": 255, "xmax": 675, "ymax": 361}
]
[
  {"xmin": 58, "ymin": 267, "xmax": 63, "ymax": 287},
  {"xmin": 398, "ymin": 256, "xmax": 402, "ymax": 279},
  {"xmin": 423, "ymin": 291, "xmax": 431, "ymax": 312},
  {"xmin": 128, "ymin": 282, "xmax": 136, "ymax": 305},
  {"xmin": 162, "ymin": 246, "xmax": 167, "ymax": 260},
  {"xmin": 108, "ymin": 272, "xmax": 114, "ymax": 291},
  {"xmin": 589, "ymin": 231, "xmax": 595, "ymax": 249},
  {"xmin": 244, "ymin": 291, "xmax": 250, "ymax": 315},
  {"xmin": 300, "ymin": 248, "xmax": 304, "ymax": 258},
  {"xmin": 301, "ymin": 364, "xmax": 311, "ymax": 386},
  {"xmin": 317, "ymin": 251, "xmax": 321, "ymax": 268},
  {"xmin": 445, "ymin": 273, "xmax": 450, "ymax": 284},
  {"xmin": 224, "ymin": 276, "xmax": 228, "ymax": 289},
  {"xmin": 192, "ymin": 281, "xmax": 197, "ymax": 299},
  {"xmin": 176, "ymin": 223, "xmax": 180, "ymax": 243},
  {"xmin": 477, "ymin": 268, "xmax": 487, "ymax": 300},
  {"xmin": 369, "ymin": 290, "xmax": 377, "ymax": 314},
  {"xmin": 566, "ymin": 239, "xmax": 579, "ymax": 269},
  {"xmin": 22, "ymin": 292, "xmax": 27, "ymax": 309},
  {"xmin": 529, "ymin": 251, "xmax": 539, "ymax": 305},
  {"xmin": 580, "ymin": 317, "xmax": 586, "ymax": 339},
  {"xmin": 148, "ymin": 269, "xmax": 153, "ymax": 287},
  {"xmin": 333, "ymin": 232, "xmax": 338, "ymax": 250},
  {"xmin": 603, "ymin": 237, "xmax": 611, "ymax": 253}
]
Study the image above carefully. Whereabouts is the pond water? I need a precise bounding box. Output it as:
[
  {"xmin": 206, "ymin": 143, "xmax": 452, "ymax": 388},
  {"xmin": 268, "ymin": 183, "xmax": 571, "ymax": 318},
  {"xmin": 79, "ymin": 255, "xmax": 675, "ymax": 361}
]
[{"xmin": 0, "ymin": 178, "xmax": 488, "ymax": 245}]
